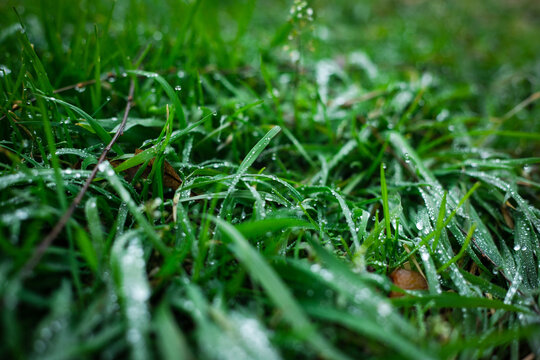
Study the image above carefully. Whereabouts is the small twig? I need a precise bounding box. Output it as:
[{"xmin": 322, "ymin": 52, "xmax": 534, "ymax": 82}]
[
  {"xmin": 335, "ymin": 89, "xmax": 386, "ymax": 109},
  {"xmin": 502, "ymin": 91, "xmax": 540, "ymax": 121},
  {"xmin": 53, "ymin": 78, "xmax": 99, "ymax": 94},
  {"xmin": 21, "ymin": 78, "xmax": 136, "ymax": 277}
]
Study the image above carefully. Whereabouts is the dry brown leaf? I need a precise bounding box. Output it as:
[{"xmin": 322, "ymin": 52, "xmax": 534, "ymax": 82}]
[
  {"xmin": 389, "ymin": 268, "xmax": 428, "ymax": 298},
  {"xmin": 111, "ymin": 148, "xmax": 182, "ymax": 190},
  {"xmin": 501, "ymin": 203, "xmax": 514, "ymax": 229},
  {"xmin": 162, "ymin": 157, "xmax": 182, "ymax": 189}
]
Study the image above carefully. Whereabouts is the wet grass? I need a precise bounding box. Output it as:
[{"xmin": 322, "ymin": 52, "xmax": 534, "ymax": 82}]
[{"xmin": 1, "ymin": 0, "xmax": 540, "ymax": 359}]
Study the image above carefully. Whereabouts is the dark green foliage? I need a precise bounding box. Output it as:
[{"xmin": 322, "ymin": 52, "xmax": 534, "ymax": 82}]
[{"xmin": 1, "ymin": 0, "xmax": 540, "ymax": 359}]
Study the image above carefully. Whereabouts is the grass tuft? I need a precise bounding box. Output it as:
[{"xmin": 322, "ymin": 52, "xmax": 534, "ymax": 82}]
[{"xmin": 1, "ymin": 1, "xmax": 540, "ymax": 359}]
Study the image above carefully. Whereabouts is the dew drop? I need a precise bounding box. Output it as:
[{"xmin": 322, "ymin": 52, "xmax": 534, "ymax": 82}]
[{"xmin": 75, "ymin": 84, "xmax": 86, "ymax": 93}]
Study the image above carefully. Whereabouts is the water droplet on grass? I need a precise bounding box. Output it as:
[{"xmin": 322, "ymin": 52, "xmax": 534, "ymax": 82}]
[
  {"xmin": 377, "ymin": 302, "xmax": 392, "ymax": 317},
  {"xmin": 0, "ymin": 65, "xmax": 12, "ymax": 77}
]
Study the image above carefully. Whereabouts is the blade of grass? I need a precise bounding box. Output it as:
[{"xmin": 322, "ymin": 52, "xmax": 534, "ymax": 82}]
[
  {"xmin": 16, "ymin": 24, "xmax": 53, "ymax": 95},
  {"xmin": 99, "ymin": 161, "xmax": 169, "ymax": 255},
  {"xmin": 111, "ymin": 231, "xmax": 151, "ymax": 360},
  {"xmin": 39, "ymin": 94, "xmax": 122, "ymax": 155},
  {"xmin": 74, "ymin": 227, "xmax": 98, "ymax": 274},
  {"xmin": 127, "ymin": 70, "xmax": 186, "ymax": 128},
  {"xmin": 220, "ymin": 126, "xmax": 281, "ymax": 216},
  {"xmin": 391, "ymin": 292, "xmax": 529, "ymax": 313},
  {"xmin": 380, "ymin": 163, "xmax": 392, "ymax": 239},
  {"xmin": 236, "ymin": 217, "xmax": 315, "ymax": 238},
  {"xmin": 155, "ymin": 302, "xmax": 192, "ymax": 360},
  {"xmin": 211, "ymin": 216, "xmax": 349, "ymax": 360},
  {"xmin": 431, "ymin": 191, "xmax": 447, "ymax": 250},
  {"xmin": 438, "ymin": 224, "xmax": 476, "ymax": 273}
]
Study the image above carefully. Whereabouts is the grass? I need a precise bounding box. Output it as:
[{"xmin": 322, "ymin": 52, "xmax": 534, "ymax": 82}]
[{"xmin": 1, "ymin": 0, "xmax": 540, "ymax": 359}]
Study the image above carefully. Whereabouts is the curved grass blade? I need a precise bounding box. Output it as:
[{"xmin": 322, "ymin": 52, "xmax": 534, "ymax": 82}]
[
  {"xmin": 155, "ymin": 302, "xmax": 192, "ymax": 360},
  {"xmin": 0, "ymin": 169, "xmax": 91, "ymax": 191},
  {"xmin": 282, "ymin": 127, "xmax": 315, "ymax": 166},
  {"xmin": 127, "ymin": 70, "xmax": 186, "ymax": 128},
  {"xmin": 330, "ymin": 188, "xmax": 360, "ymax": 249},
  {"xmin": 391, "ymin": 292, "xmax": 529, "ymax": 313},
  {"xmin": 305, "ymin": 304, "xmax": 435, "ymax": 360},
  {"xmin": 211, "ymin": 216, "xmax": 349, "ymax": 360},
  {"xmin": 221, "ymin": 126, "xmax": 281, "ymax": 215},
  {"xmin": 380, "ymin": 163, "xmax": 392, "ymax": 239},
  {"xmin": 305, "ymin": 239, "xmax": 436, "ymax": 360},
  {"xmin": 440, "ymin": 324, "xmax": 540, "ymax": 359},
  {"xmin": 235, "ymin": 217, "xmax": 315, "ymax": 238},
  {"xmin": 419, "ymin": 245, "xmax": 442, "ymax": 295},
  {"xmin": 111, "ymin": 231, "xmax": 151, "ymax": 360},
  {"xmin": 98, "ymin": 161, "xmax": 168, "ymax": 255},
  {"xmin": 17, "ymin": 27, "xmax": 53, "ymax": 95},
  {"xmin": 438, "ymin": 224, "xmax": 476, "ymax": 273},
  {"xmin": 302, "ymin": 186, "xmax": 359, "ymax": 249},
  {"xmin": 39, "ymin": 94, "xmax": 122, "ymax": 155},
  {"xmin": 169, "ymin": 109, "xmax": 216, "ymax": 144},
  {"xmin": 74, "ymin": 227, "xmax": 98, "ymax": 274},
  {"xmin": 85, "ymin": 197, "xmax": 104, "ymax": 261}
]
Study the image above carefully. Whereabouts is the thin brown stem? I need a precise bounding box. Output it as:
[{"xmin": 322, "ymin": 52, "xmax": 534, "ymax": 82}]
[{"xmin": 21, "ymin": 78, "xmax": 136, "ymax": 277}]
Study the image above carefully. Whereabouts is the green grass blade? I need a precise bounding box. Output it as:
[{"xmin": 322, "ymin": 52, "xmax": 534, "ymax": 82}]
[
  {"xmin": 438, "ymin": 224, "xmax": 476, "ymax": 273},
  {"xmin": 391, "ymin": 292, "xmax": 529, "ymax": 313},
  {"xmin": 98, "ymin": 161, "xmax": 168, "ymax": 255},
  {"xmin": 380, "ymin": 163, "xmax": 392, "ymax": 239},
  {"xmin": 330, "ymin": 188, "xmax": 360, "ymax": 249},
  {"xmin": 431, "ymin": 191, "xmax": 447, "ymax": 250},
  {"xmin": 305, "ymin": 239, "xmax": 435, "ymax": 359},
  {"xmin": 155, "ymin": 302, "xmax": 192, "ymax": 360},
  {"xmin": 236, "ymin": 217, "xmax": 315, "ymax": 238},
  {"xmin": 305, "ymin": 304, "xmax": 435, "ymax": 360},
  {"xmin": 221, "ymin": 126, "xmax": 281, "ymax": 214},
  {"xmin": 111, "ymin": 231, "xmax": 151, "ymax": 360},
  {"xmin": 39, "ymin": 94, "xmax": 123, "ymax": 155},
  {"xmin": 17, "ymin": 27, "xmax": 53, "ymax": 94},
  {"xmin": 74, "ymin": 227, "xmax": 98, "ymax": 274},
  {"xmin": 211, "ymin": 216, "xmax": 349, "ymax": 360},
  {"xmin": 127, "ymin": 70, "xmax": 186, "ymax": 128}
]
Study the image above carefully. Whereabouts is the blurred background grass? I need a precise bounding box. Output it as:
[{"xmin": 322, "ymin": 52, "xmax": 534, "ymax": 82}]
[{"xmin": 2, "ymin": 0, "xmax": 539, "ymax": 151}]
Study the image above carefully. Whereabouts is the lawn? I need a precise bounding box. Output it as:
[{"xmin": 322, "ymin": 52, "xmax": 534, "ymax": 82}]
[{"xmin": 1, "ymin": 0, "xmax": 540, "ymax": 359}]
